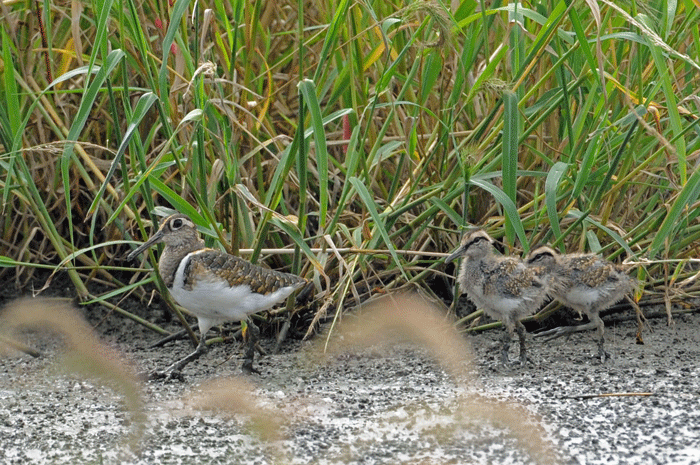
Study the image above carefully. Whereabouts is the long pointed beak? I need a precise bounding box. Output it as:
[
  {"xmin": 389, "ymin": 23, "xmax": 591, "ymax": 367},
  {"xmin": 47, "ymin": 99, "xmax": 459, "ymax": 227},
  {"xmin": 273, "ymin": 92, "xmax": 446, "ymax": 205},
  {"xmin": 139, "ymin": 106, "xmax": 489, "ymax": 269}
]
[
  {"xmin": 445, "ymin": 247, "xmax": 465, "ymax": 264},
  {"xmin": 126, "ymin": 229, "xmax": 164, "ymax": 261}
]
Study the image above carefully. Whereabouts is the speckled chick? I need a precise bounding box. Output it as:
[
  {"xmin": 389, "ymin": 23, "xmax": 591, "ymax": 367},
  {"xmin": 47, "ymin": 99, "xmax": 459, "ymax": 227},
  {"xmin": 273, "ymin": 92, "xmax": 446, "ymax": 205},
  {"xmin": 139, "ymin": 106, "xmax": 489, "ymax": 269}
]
[
  {"xmin": 446, "ymin": 230, "xmax": 548, "ymax": 366},
  {"xmin": 127, "ymin": 213, "xmax": 308, "ymax": 377},
  {"xmin": 525, "ymin": 246, "xmax": 636, "ymax": 362}
]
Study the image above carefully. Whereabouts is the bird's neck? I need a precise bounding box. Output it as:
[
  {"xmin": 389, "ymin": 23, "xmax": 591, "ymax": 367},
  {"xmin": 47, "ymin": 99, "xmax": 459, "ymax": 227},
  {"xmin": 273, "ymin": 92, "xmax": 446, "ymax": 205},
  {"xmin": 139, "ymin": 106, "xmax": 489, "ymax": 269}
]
[{"xmin": 159, "ymin": 240, "xmax": 204, "ymax": 288}]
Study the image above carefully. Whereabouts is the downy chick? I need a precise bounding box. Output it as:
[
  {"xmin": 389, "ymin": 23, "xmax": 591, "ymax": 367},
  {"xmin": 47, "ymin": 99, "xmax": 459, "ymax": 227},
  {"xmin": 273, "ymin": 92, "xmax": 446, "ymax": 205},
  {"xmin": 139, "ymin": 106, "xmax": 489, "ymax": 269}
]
[
  {"xmin": 447, "ymin": 230, "xmax": 548, "ymax": 366},
  {"xmin": 526, "ymin": 246, "xmax": 636, "ymax": 362}
]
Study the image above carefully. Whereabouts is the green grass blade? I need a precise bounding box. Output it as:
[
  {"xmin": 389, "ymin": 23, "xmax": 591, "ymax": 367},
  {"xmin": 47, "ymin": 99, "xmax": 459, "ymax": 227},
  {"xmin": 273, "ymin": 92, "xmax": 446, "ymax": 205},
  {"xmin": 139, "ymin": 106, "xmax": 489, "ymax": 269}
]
[
  {"xmin": 2, "ymin": 29, "xmax": 20, "ymax": 138},
  {"xmin": 565, "ymin": 0, "xmax": 602, "ymax": 90},
  {"xmin": 544, "ymin": 162, "xmax": 568, "ymax": 244},
  {"xmin": 430, "ymin": 197, "xmax": 463, "ymax": 226},
  {"xmin": 298, "ymin": 79, "xmax": 329, "ymax": 231},
  {"xmin": 349, "ymin": 177, "xmax": 409, "ymax": 281},
  {"xmin": 88, "ymin": 0, "xmax": 116, "ymax": 71},
  {"xmin": 592, "ymin": 120, "xmax": 638, "ymax": 205},
  {"xmin": 58, "ymin": 48, "xmax": 125, "ymax": 261},
  {"xmin": 328, "ymin": 124, "xmax": 362, "ymax": 233},
  {"xmin": 312, "ymin": 0, "xmax": 349, "ymax": 83},
  {"xmin": 471, "ymin": 177, "xmax": 529, "ymax": 252},
  {"xmin": 567, "ymin": 209, "xmax": 635, "ymax": 257},
  {"xmin": 648, "ymin": 167, "xmax": 700, "ymax": 258},
  {"xmin": 270, "ymin": 218, "xmax": 323, "ymax": 270},
  {"xmin": 502, "ymin": 90, "xmax": 519, "ymax": 245},
  {"xmin": 87, "ymin": 92, "xmax": 158, "ymax": 217},
  {"xmin": 1, "ymin": 28, "xmax": 21, "ymax": 208},
  {"xmin": 148, "ymin": 177, "xmax": 207, "ymax": 226},
  {"xmin": 645, "ymin": 19, "xmax": 686, "ymax": 183},
  {"xmin": 107, "ymin": 109, "xmax": 203, "ymax": 225},
  {"xmin": 60, "ymin": 49, "xmax": 126, "ymax": 163},
  {"xmin": 158, "ymin": 0, "xmax": 190, "ymax": 102}
]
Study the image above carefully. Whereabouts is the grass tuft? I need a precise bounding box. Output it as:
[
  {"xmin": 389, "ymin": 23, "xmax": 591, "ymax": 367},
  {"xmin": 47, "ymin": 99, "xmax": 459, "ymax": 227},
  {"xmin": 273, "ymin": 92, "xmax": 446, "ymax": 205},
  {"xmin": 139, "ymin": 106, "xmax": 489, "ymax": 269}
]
[{"xmin": 1, "ymin": 0, "xmax": 700, "ymax": 338}]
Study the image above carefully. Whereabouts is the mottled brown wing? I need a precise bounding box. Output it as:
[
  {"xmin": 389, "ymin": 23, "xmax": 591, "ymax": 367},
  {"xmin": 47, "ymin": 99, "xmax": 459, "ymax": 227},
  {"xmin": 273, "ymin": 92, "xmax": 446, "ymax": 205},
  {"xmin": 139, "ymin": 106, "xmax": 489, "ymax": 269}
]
[
  {"xmin": 184, "ymin": 249, "xmax": 307, "ymax": 295},
  {"xmin": 568, "ymin": 254, "xmax": 599, "ymax": 271},
  {"xmin": 569, "ymin": 255, "xmax": 618, "ymax": 288},
  {"xmin": 484, "ymin": 258, "xmax": 543, "ymax": 297}
]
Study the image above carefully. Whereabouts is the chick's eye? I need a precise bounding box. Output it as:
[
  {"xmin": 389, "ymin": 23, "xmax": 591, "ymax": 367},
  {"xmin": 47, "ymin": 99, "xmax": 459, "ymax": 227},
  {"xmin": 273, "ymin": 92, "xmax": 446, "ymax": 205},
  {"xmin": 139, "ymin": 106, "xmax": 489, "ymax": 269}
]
[{"xmin": 172, "ymin": 218, "xmax": 183, "ymax": 229}]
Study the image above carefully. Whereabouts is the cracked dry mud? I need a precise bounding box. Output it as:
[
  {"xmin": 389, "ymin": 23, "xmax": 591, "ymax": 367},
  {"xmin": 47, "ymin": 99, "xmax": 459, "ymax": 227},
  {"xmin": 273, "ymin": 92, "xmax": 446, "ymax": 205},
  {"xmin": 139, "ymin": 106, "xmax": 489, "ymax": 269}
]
[{"xmin": 1, "ymin": 282, "xmax": 699, "ymax": 465}]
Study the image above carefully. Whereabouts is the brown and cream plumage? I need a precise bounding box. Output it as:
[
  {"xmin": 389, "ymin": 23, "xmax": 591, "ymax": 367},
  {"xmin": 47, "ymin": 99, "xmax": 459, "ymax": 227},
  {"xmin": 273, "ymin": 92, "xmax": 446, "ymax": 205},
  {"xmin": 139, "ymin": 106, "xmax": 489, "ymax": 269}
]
[
  {"xmin": 127, "ymin": 213, "xmax": 308, "ymax": 378},
  {"xmin": 446, "ymin": 230, "xmax": 549, "ymax": 366},
  {"xmin": 525, "ymin": 246, "xmax": 636, "ymax": 362}
]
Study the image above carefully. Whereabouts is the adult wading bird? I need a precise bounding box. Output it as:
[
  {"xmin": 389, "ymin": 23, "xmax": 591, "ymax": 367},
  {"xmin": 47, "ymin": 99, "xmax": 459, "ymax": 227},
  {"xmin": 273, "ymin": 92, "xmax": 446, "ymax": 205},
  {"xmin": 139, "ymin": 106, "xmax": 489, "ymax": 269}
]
[{"xmin": 127, "ymin": 214, "xmax": 308, "ymax": 379}]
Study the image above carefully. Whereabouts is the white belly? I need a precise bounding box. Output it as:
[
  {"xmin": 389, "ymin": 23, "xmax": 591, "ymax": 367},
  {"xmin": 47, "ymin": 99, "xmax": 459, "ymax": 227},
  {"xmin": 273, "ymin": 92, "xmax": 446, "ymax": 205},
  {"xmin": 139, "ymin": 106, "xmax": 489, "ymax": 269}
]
[
  {"xmin": 488, "ymin": 297, "xmax": 524, "ymax": 313},
  {"xmin": 169, "ymin": 256, "xmax": 298, "ymax": 325},
  {"xmin": 563, "ymin": 287, "xmax": 601, "ymax": 308}
]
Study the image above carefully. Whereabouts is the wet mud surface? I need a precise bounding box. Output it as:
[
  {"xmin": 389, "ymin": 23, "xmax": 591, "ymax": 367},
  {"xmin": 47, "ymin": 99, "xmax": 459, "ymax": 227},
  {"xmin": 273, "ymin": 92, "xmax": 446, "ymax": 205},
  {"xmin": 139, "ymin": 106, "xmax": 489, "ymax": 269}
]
[{"xmin": 1, "ymin": 280, "xmax": 699, "ymax": 464}]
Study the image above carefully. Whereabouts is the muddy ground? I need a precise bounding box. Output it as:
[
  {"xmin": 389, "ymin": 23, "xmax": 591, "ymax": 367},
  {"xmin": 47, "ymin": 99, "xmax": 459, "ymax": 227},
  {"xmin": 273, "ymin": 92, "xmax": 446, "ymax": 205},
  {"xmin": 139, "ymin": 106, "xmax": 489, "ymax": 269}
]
[{"xmin": 1, "ymin": 274, "xmax": 699, "ymax": 465}]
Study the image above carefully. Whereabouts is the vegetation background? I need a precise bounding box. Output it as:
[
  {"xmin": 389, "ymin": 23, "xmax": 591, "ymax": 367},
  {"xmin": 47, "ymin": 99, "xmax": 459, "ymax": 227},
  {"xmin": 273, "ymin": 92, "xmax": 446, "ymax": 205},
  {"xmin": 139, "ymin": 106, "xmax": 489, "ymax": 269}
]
[{"xmin": 1, "ymin": 0, "xmax": 699, "ymax": 337}]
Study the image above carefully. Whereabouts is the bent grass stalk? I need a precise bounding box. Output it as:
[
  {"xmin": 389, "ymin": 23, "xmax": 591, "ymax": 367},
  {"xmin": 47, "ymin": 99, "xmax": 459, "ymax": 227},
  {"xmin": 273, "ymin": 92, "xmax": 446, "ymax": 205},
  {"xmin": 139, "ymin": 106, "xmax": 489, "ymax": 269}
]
[{"xmin": 1, "ymin": 0, "xmax": 699, "ymax": 337}]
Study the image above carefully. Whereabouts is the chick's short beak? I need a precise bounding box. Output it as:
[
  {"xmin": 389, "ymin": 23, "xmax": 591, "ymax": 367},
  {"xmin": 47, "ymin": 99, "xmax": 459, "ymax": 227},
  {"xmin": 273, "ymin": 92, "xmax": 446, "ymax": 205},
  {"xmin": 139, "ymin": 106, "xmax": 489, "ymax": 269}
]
[{"xmin": 445, "ymin": 246, "xmax": 465, "ymax": 265}]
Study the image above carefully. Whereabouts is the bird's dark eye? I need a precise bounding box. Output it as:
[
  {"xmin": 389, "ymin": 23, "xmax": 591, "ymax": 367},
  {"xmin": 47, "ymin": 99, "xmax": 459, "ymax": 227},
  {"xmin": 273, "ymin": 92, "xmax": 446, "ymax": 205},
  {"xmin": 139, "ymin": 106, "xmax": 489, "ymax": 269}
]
[
  {"xmin": 171, "ymin": 218, "xmax": 183, "ymax": 229},
  {"xmin": 465, "ymin": 236, "xmax": 487, "ymax": 249},
  {"xmin": 529, "ymin": 251, "xmax": 552, "ymax": 263}
]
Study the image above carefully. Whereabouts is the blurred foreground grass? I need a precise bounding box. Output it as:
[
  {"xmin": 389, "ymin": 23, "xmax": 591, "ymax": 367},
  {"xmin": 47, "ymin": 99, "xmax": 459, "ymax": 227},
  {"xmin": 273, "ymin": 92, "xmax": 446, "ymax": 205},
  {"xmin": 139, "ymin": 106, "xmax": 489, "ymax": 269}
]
[{"xmin": 0, "ymin": 295, "xmax": 560, "ymax": 463}]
